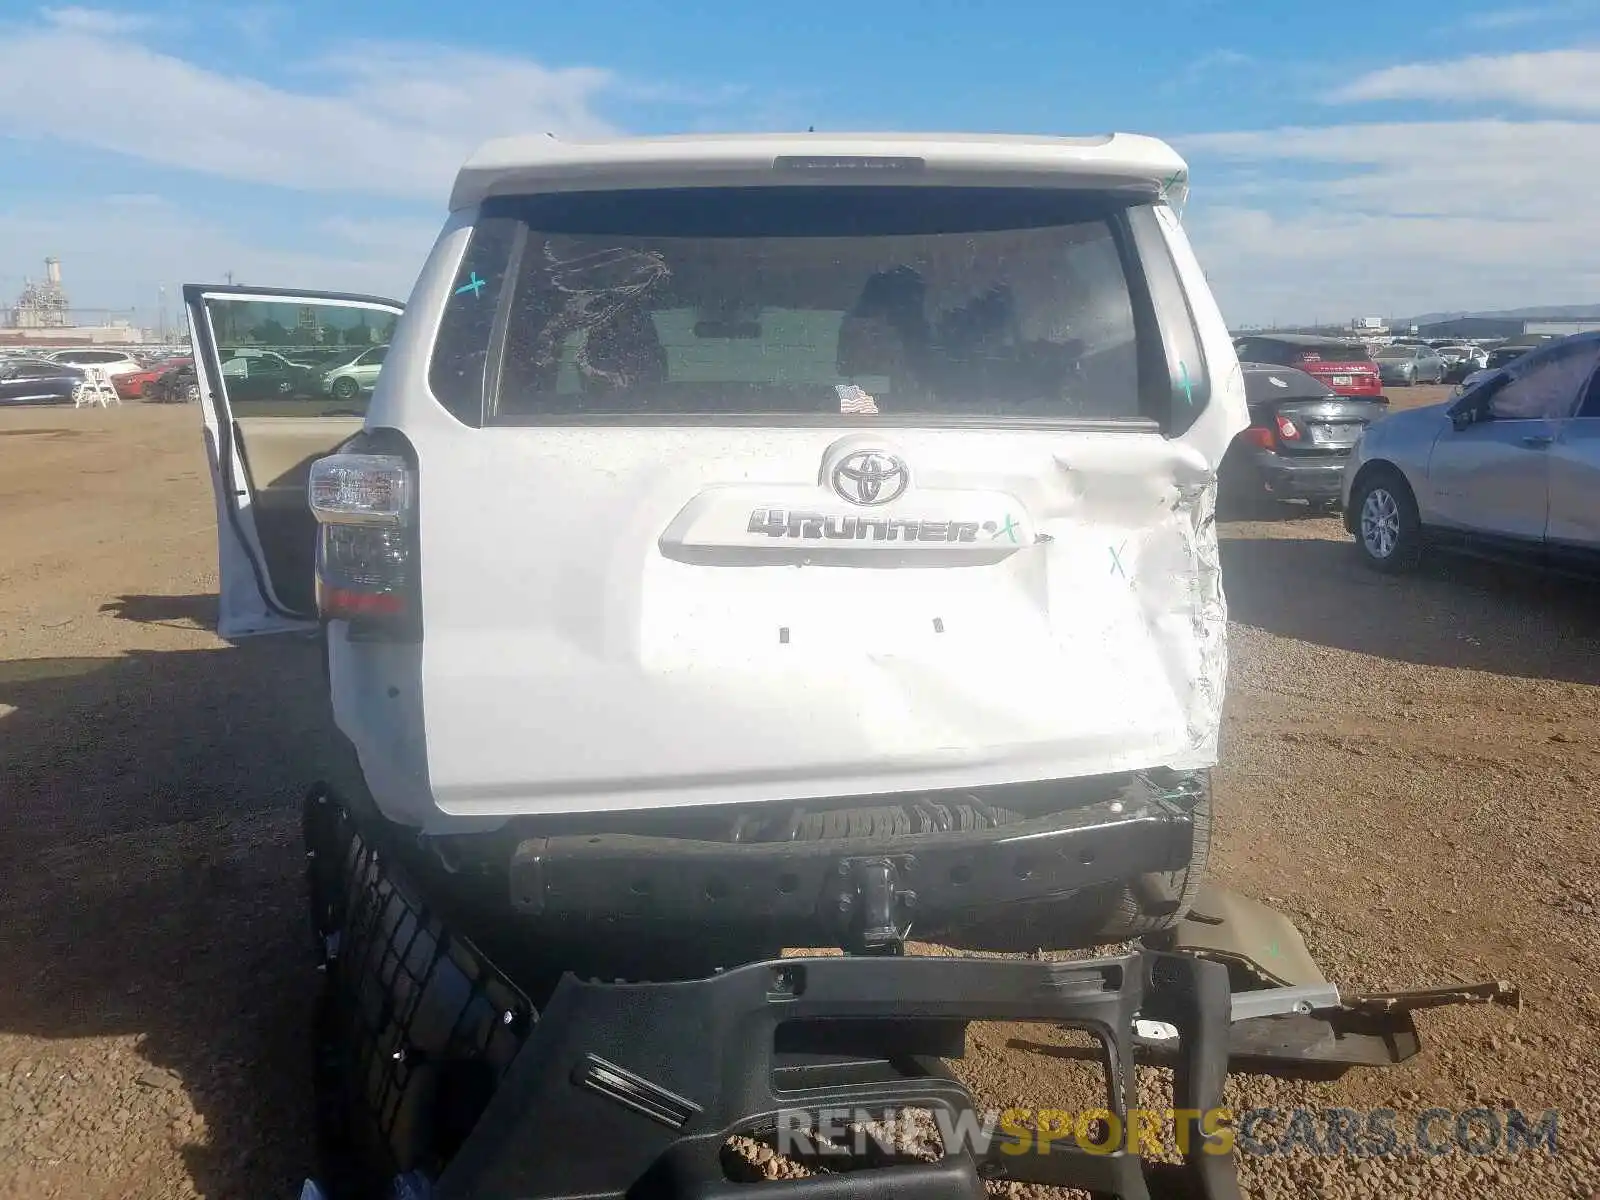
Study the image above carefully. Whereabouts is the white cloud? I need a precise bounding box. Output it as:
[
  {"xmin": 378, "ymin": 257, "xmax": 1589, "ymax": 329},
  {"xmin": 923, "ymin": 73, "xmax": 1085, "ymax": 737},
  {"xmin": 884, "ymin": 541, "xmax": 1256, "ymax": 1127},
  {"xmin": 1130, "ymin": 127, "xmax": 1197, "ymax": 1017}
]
[
  {"xmin": 1328, "ymin": 48, "xmax": 1600, "ymax": 113},
  {"xmin": 0, "ymin": 196, "xmax": 429, "ymax": 315},
  {"xmin": 40, "ymin": 6, "xmax": 155, "ymax": 35},
  {"xmin": 225, "ymin": 3, "xmax": 285, "ymax": 45},
  {"xmin": 1459, "ymin": 3, "xmax": 1594, "ymax": 30},
  {"xmin": 1179, "ymin": 117, "xmax": 1600, "ymax": 323},
  {"xmin": 0, "ymin": 11, "xmax": 619, "ymax": 201}
]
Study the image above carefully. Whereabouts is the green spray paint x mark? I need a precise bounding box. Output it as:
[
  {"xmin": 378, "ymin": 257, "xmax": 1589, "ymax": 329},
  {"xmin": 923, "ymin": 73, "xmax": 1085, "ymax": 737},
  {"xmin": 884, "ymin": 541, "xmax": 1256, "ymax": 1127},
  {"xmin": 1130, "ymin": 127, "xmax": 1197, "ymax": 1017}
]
[{"xmin": 1180, "ymin": 362, "xmax": 1195, "ymax": 405}]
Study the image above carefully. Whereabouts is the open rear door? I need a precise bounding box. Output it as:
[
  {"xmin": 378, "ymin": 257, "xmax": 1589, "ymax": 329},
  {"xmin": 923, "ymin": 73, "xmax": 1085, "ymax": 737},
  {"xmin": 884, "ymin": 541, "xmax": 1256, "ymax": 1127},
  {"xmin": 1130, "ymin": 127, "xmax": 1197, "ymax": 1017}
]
[{"xmin": 184, "ymin": 285, "xmax": 405, "ymax": 637}]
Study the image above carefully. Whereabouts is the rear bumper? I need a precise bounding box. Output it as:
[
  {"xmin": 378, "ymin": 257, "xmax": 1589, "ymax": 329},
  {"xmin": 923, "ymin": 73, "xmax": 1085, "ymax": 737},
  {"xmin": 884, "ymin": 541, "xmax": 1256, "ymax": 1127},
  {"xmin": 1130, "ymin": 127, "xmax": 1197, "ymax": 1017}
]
[
  {"xmin": 1237, "ymin": 449, "xmax": 1349, "ymax": 500},
  {"xmin": 506, "ymin": 773, "xmax": 1200, "ymax": 946}
]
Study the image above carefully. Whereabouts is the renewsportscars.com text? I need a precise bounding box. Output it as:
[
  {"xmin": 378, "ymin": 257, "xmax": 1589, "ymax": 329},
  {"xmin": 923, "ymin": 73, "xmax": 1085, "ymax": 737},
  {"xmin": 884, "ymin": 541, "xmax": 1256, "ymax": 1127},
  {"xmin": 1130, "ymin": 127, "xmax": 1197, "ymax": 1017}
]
[{"xmin": 775, "ymin": 1106, "xmax": 1560, "ymax": 1159}]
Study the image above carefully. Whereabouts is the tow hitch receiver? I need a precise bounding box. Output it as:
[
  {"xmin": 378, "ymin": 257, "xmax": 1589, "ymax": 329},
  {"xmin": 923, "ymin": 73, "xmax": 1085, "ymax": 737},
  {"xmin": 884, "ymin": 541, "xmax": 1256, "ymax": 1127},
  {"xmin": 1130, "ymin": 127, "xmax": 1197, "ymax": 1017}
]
[{"xmin": 830, "ymin": 855, "xmax": 917, "ymax": 954}]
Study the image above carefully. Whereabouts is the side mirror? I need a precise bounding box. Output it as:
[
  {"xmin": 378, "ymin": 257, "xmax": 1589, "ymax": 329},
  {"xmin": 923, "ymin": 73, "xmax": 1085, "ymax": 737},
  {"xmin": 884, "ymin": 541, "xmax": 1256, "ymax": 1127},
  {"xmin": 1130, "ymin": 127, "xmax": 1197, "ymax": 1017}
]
[{"xmin": 1451, "ymin": 393, "xmax": 1493, "ymax": 430}]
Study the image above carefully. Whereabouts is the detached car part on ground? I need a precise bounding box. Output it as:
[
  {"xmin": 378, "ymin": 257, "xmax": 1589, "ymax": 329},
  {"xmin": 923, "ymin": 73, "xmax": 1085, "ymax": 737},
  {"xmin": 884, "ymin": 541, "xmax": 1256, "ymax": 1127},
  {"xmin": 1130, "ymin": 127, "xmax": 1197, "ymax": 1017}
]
[
  {"xmin": 1345, "ymin": 330, "xmax": 1600, "ymax": 576},
  {"xmin": 183, "ymin": 131, "xmax": 1517, "ymax": 1199}
]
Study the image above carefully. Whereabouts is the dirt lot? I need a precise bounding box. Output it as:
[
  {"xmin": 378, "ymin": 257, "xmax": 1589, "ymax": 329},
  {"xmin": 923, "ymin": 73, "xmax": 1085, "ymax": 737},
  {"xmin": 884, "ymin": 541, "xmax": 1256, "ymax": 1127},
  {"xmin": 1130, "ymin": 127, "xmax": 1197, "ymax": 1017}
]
[{"xmin": 0, "ymin": 391, "xmax": 1596, "ymax": 1199}]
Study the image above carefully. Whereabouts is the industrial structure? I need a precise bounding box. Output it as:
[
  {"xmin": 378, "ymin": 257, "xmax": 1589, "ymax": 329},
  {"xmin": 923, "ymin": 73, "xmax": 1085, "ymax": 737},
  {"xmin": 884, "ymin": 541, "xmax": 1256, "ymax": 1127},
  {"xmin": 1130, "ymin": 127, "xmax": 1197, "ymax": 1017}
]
[{"xmin": 2, "ymin": 257, "xmax": 147, "ymax": 347}]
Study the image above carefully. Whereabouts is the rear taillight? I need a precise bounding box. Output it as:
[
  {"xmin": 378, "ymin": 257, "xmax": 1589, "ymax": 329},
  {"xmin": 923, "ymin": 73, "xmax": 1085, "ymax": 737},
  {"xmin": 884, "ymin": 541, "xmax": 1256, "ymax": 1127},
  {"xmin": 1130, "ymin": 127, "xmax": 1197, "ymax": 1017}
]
[
  {"xmin": 1274, "ymin": 414, "xmax": 1301, "ymax": 441},
  {"xmin": 308, "ymin": 453, "xmax": 416, "ymax": 631},
  {"xmin": 1244, "ymin": 426, "xmax": 1275, "ymax": 449}
]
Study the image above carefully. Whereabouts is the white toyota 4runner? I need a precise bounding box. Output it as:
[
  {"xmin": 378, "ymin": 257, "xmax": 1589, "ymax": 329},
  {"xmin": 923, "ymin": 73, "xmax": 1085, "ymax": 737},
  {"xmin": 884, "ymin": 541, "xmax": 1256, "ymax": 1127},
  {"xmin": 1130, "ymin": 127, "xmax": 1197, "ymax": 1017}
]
[{"xmin": 188, "ymin": 132, "xmax": 1245, "ymax": 961}]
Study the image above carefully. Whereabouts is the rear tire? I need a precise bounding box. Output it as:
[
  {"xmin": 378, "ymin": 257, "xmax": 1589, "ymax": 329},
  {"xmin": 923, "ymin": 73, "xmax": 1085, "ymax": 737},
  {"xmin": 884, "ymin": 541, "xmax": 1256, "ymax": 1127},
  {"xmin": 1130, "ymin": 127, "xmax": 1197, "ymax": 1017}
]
[
  {"xmin": 1352, "ymin": 468, "xmax": 1422, "ymax": 573},
  {"xmin": 1080, "ymin": 770, "xmax": 1212, "ymax": 944},
  {"xmin": 936, "ymin": 773, "xmax": 1213, "ymax": 951}
]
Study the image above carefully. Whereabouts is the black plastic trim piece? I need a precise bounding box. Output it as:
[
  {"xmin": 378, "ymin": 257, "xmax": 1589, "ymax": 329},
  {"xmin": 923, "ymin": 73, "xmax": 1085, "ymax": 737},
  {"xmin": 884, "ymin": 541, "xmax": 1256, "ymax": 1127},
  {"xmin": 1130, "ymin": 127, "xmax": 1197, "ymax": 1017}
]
[{"xmin": 433, "ymin": 950, "xmax": 1241, "ymax": 1200}]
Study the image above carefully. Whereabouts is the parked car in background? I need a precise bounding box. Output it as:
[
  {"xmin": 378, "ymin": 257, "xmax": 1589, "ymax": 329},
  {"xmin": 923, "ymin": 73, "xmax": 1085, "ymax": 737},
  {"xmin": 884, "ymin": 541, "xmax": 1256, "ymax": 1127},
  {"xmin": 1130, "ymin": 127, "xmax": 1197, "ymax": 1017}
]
[
  {"xmin": 1374, "ymin": 343, "xmax": 1448, "ymax": 386},
  {"xmin": 1485, "ymin": 343, "xmax": 1538, "ymax": 370},
  {"xmin": 1437, "ymin": 344, "xmax": 1488, "ymax": 382},
  {"xmin": 115, "ymin": 355, "xmax": 192, "ymax": 400},
  {"xmin": 220, "ymin": 349, "xmax": 319, "ymax": 400},
  {"xmin": 47, "ymin": 347, "xmax": 143, "ymax": 379},
  {"xmin": 1230, "ymin": 334, "xmax": 1383, "ymax": 398},
  {"xmin": 321, "ymin": 344, "xmax": 389, "ymax": 400},
  {"xmin": 1222, "ymin": 362, "xmax": 1389, "ymax": 510},
  {"xmin": 0, "ymin": 356, "xmax": 84, "ymax": 405},
  {"xmin": 146, "ymin": 360, "xmax": 198, "ymax": 404},
  {"xmin": 1344, "ymin": 331, "xmax": 1600, "ymax": 574}
]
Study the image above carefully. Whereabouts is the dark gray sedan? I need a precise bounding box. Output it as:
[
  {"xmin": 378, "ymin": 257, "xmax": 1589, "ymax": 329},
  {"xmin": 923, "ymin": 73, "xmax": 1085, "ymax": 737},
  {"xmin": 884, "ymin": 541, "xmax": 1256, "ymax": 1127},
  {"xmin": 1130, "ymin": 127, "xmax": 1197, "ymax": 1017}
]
[
  {"xmin": 1221, "ymin": 362, "xmax": 1390, "ymax": 509},
  {"xmin": 0, "ymin": 356, "xmax": 83, "ymax": 405},
  {"xmin": 1342, "ymin": 331, "xmax": 1600, "ymax": 574}
]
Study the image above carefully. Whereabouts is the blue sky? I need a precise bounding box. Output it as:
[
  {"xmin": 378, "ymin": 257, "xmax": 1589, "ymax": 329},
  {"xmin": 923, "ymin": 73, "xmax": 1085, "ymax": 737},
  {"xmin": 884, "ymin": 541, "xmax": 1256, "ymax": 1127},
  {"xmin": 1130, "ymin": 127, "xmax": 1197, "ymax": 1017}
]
[{"xmin": 2, "ymin": 1, "xmax": 1599, "ymax": 326}]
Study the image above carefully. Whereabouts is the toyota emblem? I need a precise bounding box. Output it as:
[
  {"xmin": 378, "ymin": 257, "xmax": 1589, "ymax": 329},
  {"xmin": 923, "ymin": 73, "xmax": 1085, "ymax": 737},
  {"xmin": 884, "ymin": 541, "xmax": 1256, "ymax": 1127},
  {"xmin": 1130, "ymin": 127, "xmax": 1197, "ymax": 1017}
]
[{"xmin": 831, "ymin": 451, "xmax": 909, "ymax": 506}]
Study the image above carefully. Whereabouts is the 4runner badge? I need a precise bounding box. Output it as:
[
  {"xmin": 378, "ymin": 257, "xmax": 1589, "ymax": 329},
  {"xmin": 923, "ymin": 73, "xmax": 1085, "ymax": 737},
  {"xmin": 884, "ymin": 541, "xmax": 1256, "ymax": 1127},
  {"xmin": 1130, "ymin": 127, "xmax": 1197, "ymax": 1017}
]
[{"xmin": 830, "ymin": 451, "xmax": 909, "ymax": 506}]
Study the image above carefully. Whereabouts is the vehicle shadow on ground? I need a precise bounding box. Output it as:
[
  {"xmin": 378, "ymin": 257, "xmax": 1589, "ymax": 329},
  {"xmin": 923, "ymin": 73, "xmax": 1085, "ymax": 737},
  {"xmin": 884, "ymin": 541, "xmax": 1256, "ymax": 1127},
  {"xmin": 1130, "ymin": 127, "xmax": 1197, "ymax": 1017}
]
[
  {"xmin": 0, "ymin": 640, "xmax": 341, "ymax": 1198},
  {"xmin": 1220, "ymin": 532, "xmax": 1600, "ymax": 686},
  {"xmin": 99, "ymin": 592, "xmax": 219, "ymax": 629}
]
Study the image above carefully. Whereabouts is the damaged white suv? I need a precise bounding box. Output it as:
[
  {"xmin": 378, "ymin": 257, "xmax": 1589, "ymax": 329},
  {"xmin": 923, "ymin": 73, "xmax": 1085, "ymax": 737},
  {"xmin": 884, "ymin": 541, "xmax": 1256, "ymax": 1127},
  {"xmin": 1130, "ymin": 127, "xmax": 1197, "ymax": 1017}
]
[{"xmin": 188, "ymin": 132, "xmax": 1245, "ymax": 961}]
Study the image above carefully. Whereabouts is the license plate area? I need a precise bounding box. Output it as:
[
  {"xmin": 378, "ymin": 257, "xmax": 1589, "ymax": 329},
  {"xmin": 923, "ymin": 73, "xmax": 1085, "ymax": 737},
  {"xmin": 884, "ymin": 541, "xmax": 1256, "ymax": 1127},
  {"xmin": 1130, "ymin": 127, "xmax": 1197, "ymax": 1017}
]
[
  {"xmin": 1310, "ymin": 422, "xmax": 1361, "ymax": 447},
  {"xmin": 1328, "ymin": 374, "xmax": 1354, "ymax": 386}
]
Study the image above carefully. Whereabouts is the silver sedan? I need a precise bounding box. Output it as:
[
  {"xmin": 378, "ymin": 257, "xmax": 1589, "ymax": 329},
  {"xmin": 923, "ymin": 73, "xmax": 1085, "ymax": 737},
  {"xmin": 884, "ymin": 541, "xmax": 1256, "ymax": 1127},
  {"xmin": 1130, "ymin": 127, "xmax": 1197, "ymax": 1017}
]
[
  {"xmin": 1341, "ymin": 332, "xmax": 1600, "ymax": 573},
  {"xmin": 1372, "ymin": 344, "xmax": 1448, "ymax": 386}
]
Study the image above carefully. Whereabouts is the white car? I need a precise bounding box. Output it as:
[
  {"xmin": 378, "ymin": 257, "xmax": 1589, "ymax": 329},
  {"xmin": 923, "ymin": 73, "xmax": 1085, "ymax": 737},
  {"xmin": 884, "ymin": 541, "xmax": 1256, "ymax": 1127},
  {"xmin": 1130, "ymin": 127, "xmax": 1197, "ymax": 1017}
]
[
  {"xmin": 187, "ymin": 132, "xmax": 1245, "ymax": 955},
  {"xmin": 46, "ymin": 348, "xmax": 142, "ymax": 378},
  {"xmin": 321, "ymin": 344, "xmax": 389, "ymax": 400}
]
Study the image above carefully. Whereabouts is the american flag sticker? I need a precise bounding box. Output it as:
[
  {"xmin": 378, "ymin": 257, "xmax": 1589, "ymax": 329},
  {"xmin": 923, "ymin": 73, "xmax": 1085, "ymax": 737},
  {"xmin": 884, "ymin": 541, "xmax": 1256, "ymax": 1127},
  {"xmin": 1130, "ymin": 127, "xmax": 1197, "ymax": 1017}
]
[{"xmin": 836, "ymin": 384, "xmax": 879, "ymax": 414}]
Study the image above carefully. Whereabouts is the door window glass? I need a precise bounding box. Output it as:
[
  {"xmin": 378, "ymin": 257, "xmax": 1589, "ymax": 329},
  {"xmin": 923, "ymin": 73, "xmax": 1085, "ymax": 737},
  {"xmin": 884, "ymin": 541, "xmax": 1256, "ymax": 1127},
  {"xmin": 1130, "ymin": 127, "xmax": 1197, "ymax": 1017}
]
[
  {"xmin": 202, "ymin": 296, "xmax": 399, "ymax": 416},
  {"xmin": 1489, "ymin": 342, "xmax": 1600, "ymax": 421}
]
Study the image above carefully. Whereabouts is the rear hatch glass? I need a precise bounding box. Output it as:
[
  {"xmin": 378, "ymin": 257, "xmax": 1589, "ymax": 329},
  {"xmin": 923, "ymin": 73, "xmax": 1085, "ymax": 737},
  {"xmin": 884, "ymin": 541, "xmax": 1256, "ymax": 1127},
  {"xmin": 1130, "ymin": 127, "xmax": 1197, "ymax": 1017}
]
[{"xmin": 432, "ymin": 187, "xmax": 1202, "ymax": 428}]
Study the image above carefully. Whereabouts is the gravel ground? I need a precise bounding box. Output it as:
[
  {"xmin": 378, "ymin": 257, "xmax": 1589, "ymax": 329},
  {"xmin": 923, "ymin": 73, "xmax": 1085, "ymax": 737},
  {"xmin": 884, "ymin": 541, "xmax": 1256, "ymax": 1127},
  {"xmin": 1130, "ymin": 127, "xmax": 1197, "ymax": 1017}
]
[{"xmin": 0, "ymin": 392, "xmax": 1596, "ymax": 1199}]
